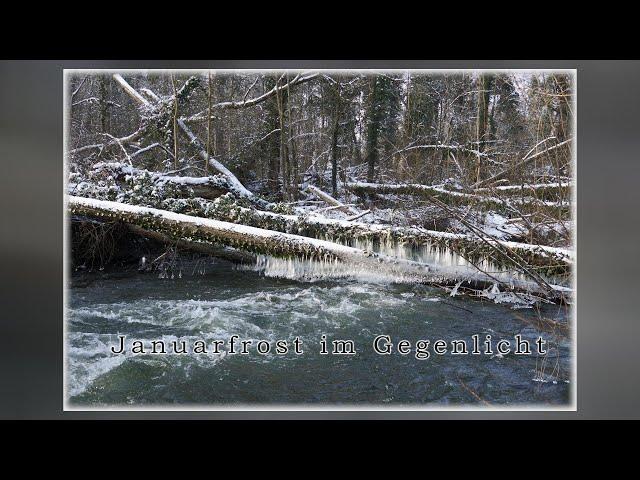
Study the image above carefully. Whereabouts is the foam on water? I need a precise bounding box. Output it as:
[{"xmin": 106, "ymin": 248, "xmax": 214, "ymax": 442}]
[
  {"xmin": 67, "ymin": 282, "xmax": 417, "ymax": 397},
  {"xmin": 66, "ymin": 262, "xmax": 571, "ymax": 405}
]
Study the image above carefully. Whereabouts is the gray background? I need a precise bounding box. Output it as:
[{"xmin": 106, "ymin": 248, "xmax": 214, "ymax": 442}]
[{"xmin": 0, "ymin": 60, "xmax": 636, "ymax": 419}]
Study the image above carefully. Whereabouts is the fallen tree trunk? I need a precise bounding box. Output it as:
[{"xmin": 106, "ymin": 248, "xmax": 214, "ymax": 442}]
[
  {"xmin": 157, "ymin": 193, "xmax": 573, "ymax": 276},
  {"xmin": 346, "ymin": 181, "xmax": 571, "ymax": 217},
  {"xmin": 92, "ymin": 162, "xmax": 237, "ymax": 200},
  {"xmin": 306, "ymin": 184, "xmax": 359, "ymax": 215},
  {"xmin": 177, "ymin": 117, "xmax": 272, "ymax": 209},
  {"xmin": 347, "ymin": 182, "xmax": 487, "ymax": 206},
  {"xmin": 474, "ymin": 182, "xmax": 572, "ymax": 200},
  {"xmin": 67, "ymin": 195, "xmax": 569, "ymax": 302},
  {"xmin": 126, "ymin": 225, "xmax": 256, "ymax": 264},
  {"xmin": 112, "ymin": 74, "xmax": 272, "ymax": 210}
]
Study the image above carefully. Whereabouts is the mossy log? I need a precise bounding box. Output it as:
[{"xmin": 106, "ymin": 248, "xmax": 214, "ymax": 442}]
[
  {"xmin": 347, "ymin": 182, "xmax": 482, "ymax": 205},
  {"xmin": 68, "ymin": 195, "xmax": 568, "ymax": 302},
  {"xmin": 177, "ymin": 194, "xmax": 572, "ymax": 278},
  {"xmin": 126, "ymin": 225, "xmax": 256, "ymax": 264},
  {"xmin": 346, "ymin": 182, "xmax": 571, "ymax": 218},
  {"xmin": 474, "ymin": 182, "xmax": 572, "ymax": 201},
  {"xmin": 93, "ymin": 162, "xmax": 236, "ymax": 200}
]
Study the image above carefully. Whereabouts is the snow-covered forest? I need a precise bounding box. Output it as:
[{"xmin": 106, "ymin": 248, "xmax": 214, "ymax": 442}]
[{"xmin": 67, "ymin": 70, "xmax": 574, "ymax": 306}]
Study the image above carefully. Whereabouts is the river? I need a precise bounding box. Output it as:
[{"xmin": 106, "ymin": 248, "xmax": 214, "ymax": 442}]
[{"xmin": 66, "ymin": 257, "xmax": 571, "ymax": 407}]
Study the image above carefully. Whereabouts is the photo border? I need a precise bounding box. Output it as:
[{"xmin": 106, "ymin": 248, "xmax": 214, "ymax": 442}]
[{"xmin": 63, "ymin": 67, "xmax": 577, "ymax": 412}]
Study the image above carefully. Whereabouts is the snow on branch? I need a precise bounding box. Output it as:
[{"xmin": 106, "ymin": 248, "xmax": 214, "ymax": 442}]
[
  {"xmin": 472, "ymin": 138, "xmax": 573, "ymax": 189},
  {"xmin": 182, "ymin": 72, "xmax": 319, "ymax": 122},
  {"xmin": 111, "ymin": 73, "xmax": 272, "ymax": 210}
]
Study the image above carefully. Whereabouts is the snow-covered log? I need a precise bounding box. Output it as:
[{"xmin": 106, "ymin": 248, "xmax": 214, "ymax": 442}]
[
  {"xmin": 91, "ymin": 162, "xmax": 238, "ymax": 200},
  {"xmin": 172, "ymin": 194, "xmax": 573, "ymax": 276},
  {"xmin": 67, "ymin": 195, "xmax": 569, "ymax": 302},
  {"xmin": 112, "ymin": 74, "xmax": 272, "ymax": 210},
  {"xmin": 305, "ymin": 184, "xmax": 359, "ymax": 215},
  {"xmin": 474, "ymin": 182, "xmax": 572, "ymax": 200},
  {"xmin": 347, "ymin": 182, "xmax": 501, "ymax": 207},
  {"xmin": 347, "ymin": 182, "xmax": 570, "ymax": 216}
]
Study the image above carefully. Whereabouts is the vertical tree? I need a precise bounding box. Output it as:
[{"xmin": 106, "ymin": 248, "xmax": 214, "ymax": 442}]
[
  {"xmin": 262, "ymin": 74, "xmax": 281, "ymax": 192},
  {"xmin": 170, "ymin": 74, "xmax": 179, "ymax": 170},
  {"xmin": 205, "ymin": 71, "xmax": 212, "ymax": 174},
  {"xmin": 275, "ymin": 74, "xmax": 291, "ymax": 200},
  {"xmin": 365, "ymin": 74, "xmax": 400, "ymax": 182},
  {"xmin": 325, "ymin": 77, "xmax": 343, "ymax": 196},
  {"xmin": 475, "ymin": 73, "xmax": 493, "ymax": 182},
  {"xmin": 552, "ymin": 74, "xmax": 571, "ymax": 142},
  {"xmin": 98, "ymin": 75, "xmax": 111, "ymax": 134}
]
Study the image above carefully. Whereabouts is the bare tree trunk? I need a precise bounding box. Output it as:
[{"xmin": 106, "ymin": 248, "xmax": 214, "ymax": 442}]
[
  {"xmin": 554, "ymin": 74, "xmax": 571, "ymax": 142},
  {"xmin": 286, "ymin": 76, "xmax": 298, "ymax": 201},
  {"xmin": 475, "ymin": 73, "xmax": 492, "ymax": 183},
  {"xmin": 330, "ymin": 108, "xmax": 340, "ymax": 197},
  {"xmin": 206, "ymin": 71, "xmax": 212, "ymax": 174},
  {"xmin": 365, "ymin": 77, "xmax": 380, "ymax": 183},
  {"xmin": 171, "ymin": 74, "xmax": 179, "ymax": 170},
  {"xmin": 99, "ymin": 76, "xmax": 110, "ymax": 134},
  {"xmin": 275, "ymin": 75, "xmax": 290, "ymax": 201}
]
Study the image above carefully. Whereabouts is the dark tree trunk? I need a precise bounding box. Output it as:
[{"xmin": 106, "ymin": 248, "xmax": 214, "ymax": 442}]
[
  {"xmin": 263, "ymin": 76, "xmax": 281, "ymax": 192},
  {"xmin": 365, "ymin": 78, "xmax": 380, "ymax": 183},
  {"xmin": 475, "ymin": 73, "xmax": 493, "ymax": 182},
  {"xmin": 554, "ymin": 74, "xmax": 571, "ymax": 142},
  {"xmin": 331, "ymin": 118, "xmax": 339, "ymax": 197},
  {"xmin": 99, "ymin": 76, "xmax": 110, "ymax": 134}
]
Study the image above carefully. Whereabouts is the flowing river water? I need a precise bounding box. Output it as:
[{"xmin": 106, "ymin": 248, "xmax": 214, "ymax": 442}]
[{"xmin": 66, "ymin": 255, "xmax": 572, "ymax": 407}]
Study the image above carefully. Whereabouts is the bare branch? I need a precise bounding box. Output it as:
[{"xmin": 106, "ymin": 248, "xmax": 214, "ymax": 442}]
[{"xmin": 182, "ymin": 72, "xmax": 319, "ymax": 122}]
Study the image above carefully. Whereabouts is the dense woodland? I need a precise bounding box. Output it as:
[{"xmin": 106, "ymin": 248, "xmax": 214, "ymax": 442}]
[
  {"xmin": 69, "ymin": 71, "xmax": 571, "ymax": 194},
  {"xmin": 67, "ymin": 70, "xmax": 574, "ymax": 304}
]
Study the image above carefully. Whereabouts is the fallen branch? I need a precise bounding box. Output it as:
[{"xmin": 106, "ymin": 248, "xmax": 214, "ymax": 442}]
[
  {"xmin": 471, "ymin": 139, "xmax": 572, "ymax": 189},
  {"xmin": 346, "ymin": 209, "xmax": 371, "ymax": 221},
  {"xmin": 306, "ymin": 184, "xmax": 359, "ymax": 215},
  {"xmin": 390, "ymin": 143, "xmax": 491, "ymax": 159},
  {"xmin": 91, "ymin": 162, "xmax": 238, "ymax": 200},
  {"xmin": 68, "ymin": 126, "xmax": 147, "ymax": 157},
  {"xmin": 111, "ymin": 73, "xmax": 272, "ymax": 210}
]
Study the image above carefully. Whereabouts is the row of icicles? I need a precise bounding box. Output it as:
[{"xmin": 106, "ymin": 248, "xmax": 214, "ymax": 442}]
[{"xmin": 245, "ymin": 235, "xmax": 557, "ymax": 285}]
